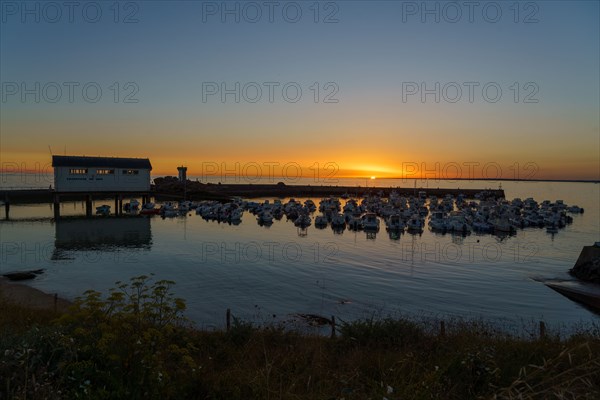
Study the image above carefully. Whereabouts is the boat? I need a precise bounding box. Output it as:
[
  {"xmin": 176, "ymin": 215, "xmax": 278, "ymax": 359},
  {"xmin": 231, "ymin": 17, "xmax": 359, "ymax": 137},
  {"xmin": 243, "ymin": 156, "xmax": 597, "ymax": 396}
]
[
  {"xmin": 2, "ymin": 268, "xmax": 45, "ymax": 281},
  {"xmin": 160, "ymin": 202, "xmax": 178, "ymax": 217},
  {"xmin": 567, "ymin": 205, "xmax": 584, "ymax": 214},
  {"xmin": 294, "ymin": 214, "xmax": 312, "ymax": 227},
  {"xmin": 447, "ymin": 216, "xmax": 472, "ymax": 234},
  {"xmin": 178, "ymin": 201, "xmax": 191, "ymax": 213},
  {"xmin": 386, "ymin": 214, "xmax": 405, "ymax": 231},
  {"xmin": 162, "ymin": 209, "xmax": 178, "ymax": 218},
  {"xmin": 124, "ymin": 199, "xmax": 140, "ymax": 211},
  {"xmin": 472, "ymin": 221, "xmax": 491, "ymax": 232},
  {"xmin": 428, "ymin": 211, "xmax": 447, "ymax": 231},
  {"xmin": 229, "ymin": 208, "xmax": 243, "ymax": 222},
  {"xmin": 304, "ymin": 200, "xmax": 316, "ymax": 212},
  {"xmin": 95, "ymin": 205, "xmax": 111, "ymax": 215},
  {"xmin": 429, "ymin": 218, "xmax": 448, "ymax": 232},
  {"xmin": 348, "ymin": 214, "xmax": 363, "ymax": 230},
  {"xmin": 315, "ymin": 215, "xmax": 328, "ymax": 228},
  {"xmin": 362, "ymin": 213, "xmax": 380, "ymax": 231},
  {"xmin": 406, "ymin": 215, "xmax": 424, "ymax": 232},
  {"xmin": 257, "ymin": 210, "xmax": 274, "ymax": 224},
  {"xmin": 331, "ymin": 213, "xmax": 346, "ymax": 228},
  {"xmin": 490, "ymin": 217, "xmax": 513, "ymax": 233}
]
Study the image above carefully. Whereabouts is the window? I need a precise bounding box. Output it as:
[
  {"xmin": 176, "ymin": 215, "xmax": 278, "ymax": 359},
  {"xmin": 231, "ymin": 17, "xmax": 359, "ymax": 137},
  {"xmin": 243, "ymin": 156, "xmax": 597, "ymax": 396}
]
[
  {"xmin": 69, "ymin": 168, "xmax": 88, "ymax": 175},
  {"xmin": 122, "ymin": 169, "xmax": 139, "ymax": 175},
  {"xmin": 96, "ymin": 169, "xmax": 114, "ymax": 175}
]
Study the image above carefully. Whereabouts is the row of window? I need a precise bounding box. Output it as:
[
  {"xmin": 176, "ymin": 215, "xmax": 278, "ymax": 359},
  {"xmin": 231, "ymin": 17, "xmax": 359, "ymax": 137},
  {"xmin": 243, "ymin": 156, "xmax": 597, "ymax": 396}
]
[{"xmin": 68, "ymin": 168, "xmax": 140, "ymax": 175}]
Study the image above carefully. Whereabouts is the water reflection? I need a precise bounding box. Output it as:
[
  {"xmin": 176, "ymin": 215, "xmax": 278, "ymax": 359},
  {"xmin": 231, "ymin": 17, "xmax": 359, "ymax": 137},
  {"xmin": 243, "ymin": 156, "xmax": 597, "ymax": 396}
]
[
  {"xmin": 387, "ymin": 229, "xmax": 402, "ymax": 241},
  {"xmin": 332, "ymin": 225, "xmax": 345, "ymax": 235},
  {"xmin": 53, "ymin": 217, "xmax": 152, "ymax": 259}
]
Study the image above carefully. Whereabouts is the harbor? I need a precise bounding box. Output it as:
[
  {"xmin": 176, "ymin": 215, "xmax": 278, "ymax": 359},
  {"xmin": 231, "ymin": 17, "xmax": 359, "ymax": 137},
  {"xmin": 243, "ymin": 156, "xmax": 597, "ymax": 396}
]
[
  {"xmin": 1, "ymin": 177, "xmax": 597, "ymax": 328},
  {"xmin": 0, "ymin": 184, "xmax": 505, "ymax": 219},
  {"xmin": 0, "ymin": 157, "xmax": 596, "ymax": 323}
]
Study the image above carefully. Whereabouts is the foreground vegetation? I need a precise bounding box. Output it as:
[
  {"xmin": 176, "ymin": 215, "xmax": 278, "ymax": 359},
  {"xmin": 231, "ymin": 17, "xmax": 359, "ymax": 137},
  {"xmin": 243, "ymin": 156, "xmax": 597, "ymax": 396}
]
[{"xmin": 1, "ymin": 276, "xmax": 599, "ymax": 399}]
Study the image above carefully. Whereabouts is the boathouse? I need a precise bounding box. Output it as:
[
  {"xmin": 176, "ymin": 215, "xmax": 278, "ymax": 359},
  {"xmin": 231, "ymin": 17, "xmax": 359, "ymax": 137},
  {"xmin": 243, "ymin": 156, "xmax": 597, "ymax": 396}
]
[{"xmin": 52, "ymin": 155, "xmax": 152, "ymax": 192}]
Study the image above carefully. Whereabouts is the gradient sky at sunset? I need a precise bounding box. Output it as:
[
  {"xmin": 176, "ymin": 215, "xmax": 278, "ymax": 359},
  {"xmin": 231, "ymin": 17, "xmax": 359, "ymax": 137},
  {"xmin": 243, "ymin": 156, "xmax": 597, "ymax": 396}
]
[{"xmin": 1, "ymin": 1, "xmax": 599, "ymax": 180}]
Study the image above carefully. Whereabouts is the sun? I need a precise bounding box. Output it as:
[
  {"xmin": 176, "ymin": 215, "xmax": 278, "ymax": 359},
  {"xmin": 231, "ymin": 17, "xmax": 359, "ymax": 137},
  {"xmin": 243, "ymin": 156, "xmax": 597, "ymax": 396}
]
[{"xmin": 370, "ymin": 176, "xmax": 376, "ymax": 180}]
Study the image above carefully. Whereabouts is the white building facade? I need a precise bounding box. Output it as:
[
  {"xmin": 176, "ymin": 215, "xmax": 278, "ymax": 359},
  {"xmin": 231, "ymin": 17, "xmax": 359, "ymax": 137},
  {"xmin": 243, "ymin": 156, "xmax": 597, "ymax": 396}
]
[{"xmin": 52, "ymin": 155, "xmax": 152, "ymax": 192}]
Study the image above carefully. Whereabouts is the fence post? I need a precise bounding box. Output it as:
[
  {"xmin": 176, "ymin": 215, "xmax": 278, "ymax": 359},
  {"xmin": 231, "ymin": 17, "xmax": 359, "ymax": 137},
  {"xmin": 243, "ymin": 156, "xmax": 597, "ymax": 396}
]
[
  {"xmin": 440, "ymin": 320, "xmax": 446, "ymax": 337},
  {"xmin": 226, "ymin": 308, "xmax": 231, "ymax": 332},
  {"xmin": 330, "ymin": 316, "xmax": 336, "ymax": 339},
  {"xmin": 539, "ymin": 321, "xmax": 546, "ymax": 338}
]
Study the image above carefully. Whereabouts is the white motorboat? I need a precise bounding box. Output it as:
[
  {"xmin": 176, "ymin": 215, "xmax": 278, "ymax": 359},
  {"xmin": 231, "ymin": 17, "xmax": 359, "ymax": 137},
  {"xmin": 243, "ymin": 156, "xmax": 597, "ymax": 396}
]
[
  {"xmin": 406, "ymin": 215, "xmax": 424, "ymax": 232},
  {"xmin": 490, "ymin": 217, "xmax": 513, "ymax": 233},
  {"xmin": 257, "ymin": 210, "xmax": 274, "ymax": 224},
  {"xmin": 315, "ymin": 215, "xmax": 328, "ymax": 228},
  {"xmin": 331, "ymin": 213, "xmax": 346, "ymax": 228},
  {"xmin": 447, "ymin": 217, "xmax": 472, "ymax": 234},
  {"xmin": 142, "ymin": 202, "xmax": 155, "ymax": 210},
  {"xmin": 348, "ymin": 214, "xmax": 363, "ymax": 230},
  {"xmin": 95, "ymin": 205, "xmax": 111, "ymax": 215},
  {"xmin": 429, "ymin": 219, "xmax": 448, "ymax": 232},
  {"xmin": 386, "ymin": 214, "xmax": 405, "ymax": 231},
  {"xmin": 230, "ymin": 208, "xmax": 243, "ymax": 222},
  {"xmin": 472, "ymin": 221, "xmax": 491, "ymax": 232},
  {"xmin": 362, "ymin": 213, "xmax": 380, "ymax": 230},
  {"xmin": 567, "ymin": 205, "xmax": 584, "ymax": 214},
  {"xmin": 294, "ymin": 214, "xmax": 312, "ymax": 227}
]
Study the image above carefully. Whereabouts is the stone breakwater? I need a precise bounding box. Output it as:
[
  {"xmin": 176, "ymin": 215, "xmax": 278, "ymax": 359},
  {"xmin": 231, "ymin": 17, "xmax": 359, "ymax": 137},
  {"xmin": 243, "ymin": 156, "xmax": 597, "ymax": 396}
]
[{"xmin": 570, "ymin": 245, "xmax": 600, "ymax": 284}]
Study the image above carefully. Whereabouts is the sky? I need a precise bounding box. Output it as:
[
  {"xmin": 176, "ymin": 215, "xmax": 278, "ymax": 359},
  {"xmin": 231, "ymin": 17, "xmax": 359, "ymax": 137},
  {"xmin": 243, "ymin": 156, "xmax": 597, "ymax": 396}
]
[{"xmin": 1, "ymin": 0, "xmax": 599, "ymax": 180}]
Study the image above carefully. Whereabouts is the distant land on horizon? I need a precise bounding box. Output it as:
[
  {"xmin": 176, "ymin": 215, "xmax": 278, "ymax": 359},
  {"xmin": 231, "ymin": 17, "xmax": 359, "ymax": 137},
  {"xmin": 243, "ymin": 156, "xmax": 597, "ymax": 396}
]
[{"xmin": 1, "ymin": 172, "xmax": 599, "ymax": 185}]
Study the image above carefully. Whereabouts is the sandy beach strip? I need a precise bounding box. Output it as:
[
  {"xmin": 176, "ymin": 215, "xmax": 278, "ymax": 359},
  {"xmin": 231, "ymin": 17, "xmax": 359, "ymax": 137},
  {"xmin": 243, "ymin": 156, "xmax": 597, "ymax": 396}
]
[{"xmin": 0, "ymin": 277, "xmax": 71, "ymax": 312}]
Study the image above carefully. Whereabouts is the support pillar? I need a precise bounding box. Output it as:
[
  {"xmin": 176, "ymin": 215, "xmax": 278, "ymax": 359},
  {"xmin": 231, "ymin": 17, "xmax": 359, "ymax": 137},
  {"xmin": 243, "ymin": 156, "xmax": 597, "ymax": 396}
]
[
  {"xmin": 4, "ymin": 195, "xmax": 9, "ymax": 220},
  {"xmin": 53, "ymin": 193, "xmax": 60, "ymax": 220},
  {"xmin": 85, "ymin": 194, "xmax": 92, "ymax": 217},
  {"xmin": 118, "ymin": 195, "xmax": 123, "ymax": 216}
]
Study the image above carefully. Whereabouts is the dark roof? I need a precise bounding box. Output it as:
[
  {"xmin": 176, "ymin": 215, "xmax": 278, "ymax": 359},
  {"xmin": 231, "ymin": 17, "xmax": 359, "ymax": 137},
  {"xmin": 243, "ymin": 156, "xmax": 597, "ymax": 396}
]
[{"xmin": 52, "ymin": 156, "xmax": 152, "ymax": 170}]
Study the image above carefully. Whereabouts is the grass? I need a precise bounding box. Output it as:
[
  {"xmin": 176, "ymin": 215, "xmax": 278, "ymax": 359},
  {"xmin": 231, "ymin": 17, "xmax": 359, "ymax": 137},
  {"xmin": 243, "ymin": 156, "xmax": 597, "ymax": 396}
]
[{"xmin": 1, "ymin": 277, "xmax": 599, "ymax": 399}]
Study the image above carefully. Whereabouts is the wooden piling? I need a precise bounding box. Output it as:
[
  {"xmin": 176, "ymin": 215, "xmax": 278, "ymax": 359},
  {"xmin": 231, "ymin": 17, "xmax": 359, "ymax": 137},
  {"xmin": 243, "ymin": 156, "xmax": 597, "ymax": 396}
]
[
  {"xmin": 226, "ymin": 308, "xmax": 231, "ymax": 331},
  {"xmin": 440, "ymin": 320, "xmax": 446, "ymax": 337}
]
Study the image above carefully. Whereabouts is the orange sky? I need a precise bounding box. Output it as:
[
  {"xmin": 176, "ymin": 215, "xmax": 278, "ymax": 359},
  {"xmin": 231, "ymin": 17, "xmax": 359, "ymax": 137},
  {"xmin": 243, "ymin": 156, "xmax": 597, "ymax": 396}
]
[
  {"xmin": 2, "ymin": 151, "xmax": 598, "ymax": 181},
  {"xmin": 1, "ymin": 103, "xmax": 599, "ymax": 181}
]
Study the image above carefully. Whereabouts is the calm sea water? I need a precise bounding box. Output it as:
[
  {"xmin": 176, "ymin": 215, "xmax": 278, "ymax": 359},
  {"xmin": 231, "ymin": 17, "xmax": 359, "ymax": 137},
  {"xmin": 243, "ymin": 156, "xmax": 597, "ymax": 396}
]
[{"xmin": 1, "ymin": 178, "xmax": 599, "ymax": 330}]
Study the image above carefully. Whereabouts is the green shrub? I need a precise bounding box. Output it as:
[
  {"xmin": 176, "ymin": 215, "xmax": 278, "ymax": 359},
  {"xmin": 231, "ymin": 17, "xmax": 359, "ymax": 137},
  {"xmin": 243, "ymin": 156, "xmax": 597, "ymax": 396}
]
[
  {"xmin": 55, "ymin": 275, "xmax": 198, "ymax": 399},
  {"xmin": 339, "ymin": 317, "xmax": 426, "ymax": 348}
]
